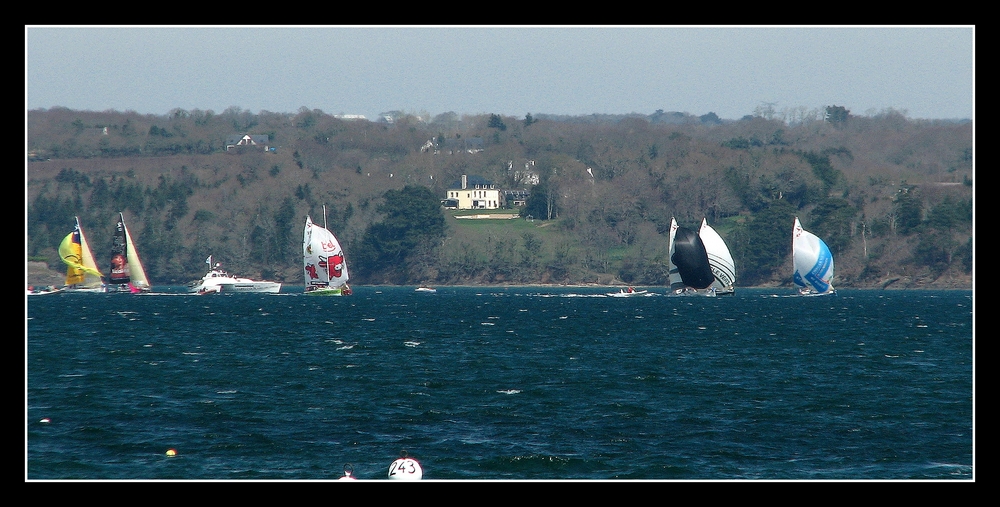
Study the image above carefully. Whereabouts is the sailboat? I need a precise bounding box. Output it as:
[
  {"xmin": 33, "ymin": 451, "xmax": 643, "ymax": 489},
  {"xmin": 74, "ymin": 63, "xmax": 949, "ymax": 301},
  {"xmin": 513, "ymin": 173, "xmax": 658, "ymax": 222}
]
[
  {"xmin": 106, "ymin": 212, "xmax": 151, "ymax": 293},
  {"xmin": 667, "ymin": 217, "xmax": 716, "ymax": 296},
  {"xmin": 699, "ymin": 218, "xmax": 736, "ymax": 295},
  {"xmin": 58, "ymin": 216, "xmax": 105, "ymax": 292},
  {"xmin": 667, "ymin": 217, "xmax": 735, "ymax": 296},
  {"xmin": 792, "ymin": 217, "xmax": 836, "ymax": 296},
  {"xmin": 303, "ymin": 207, "xmax": 351, "ymax": 296}
]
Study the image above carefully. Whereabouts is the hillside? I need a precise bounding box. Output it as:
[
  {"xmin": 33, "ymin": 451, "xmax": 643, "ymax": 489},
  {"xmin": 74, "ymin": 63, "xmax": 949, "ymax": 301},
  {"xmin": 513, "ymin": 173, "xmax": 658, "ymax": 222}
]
[{"xmin": 26, "ymin": 107, "xmax": 973, "ymax": 289}]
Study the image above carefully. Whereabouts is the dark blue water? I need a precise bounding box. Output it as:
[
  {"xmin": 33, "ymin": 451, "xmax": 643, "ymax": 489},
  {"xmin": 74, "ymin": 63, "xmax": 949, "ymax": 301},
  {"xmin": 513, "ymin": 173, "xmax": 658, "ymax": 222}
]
[{"xmin": 26, "ymin": 287, "xmax": 973, "ymax": 481}]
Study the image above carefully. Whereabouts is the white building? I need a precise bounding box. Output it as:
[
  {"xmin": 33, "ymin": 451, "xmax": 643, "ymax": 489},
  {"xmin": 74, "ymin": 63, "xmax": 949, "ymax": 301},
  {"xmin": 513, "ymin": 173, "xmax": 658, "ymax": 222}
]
[{"xmin": 444, "ymin": 174, "xmax": 502, "ymax": 210}]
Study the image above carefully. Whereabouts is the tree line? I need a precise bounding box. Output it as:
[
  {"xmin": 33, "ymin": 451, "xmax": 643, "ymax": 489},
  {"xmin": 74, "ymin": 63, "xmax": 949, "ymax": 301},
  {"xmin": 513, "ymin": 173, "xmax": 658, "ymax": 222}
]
[{"xmin": 27, "ymin": 105, "xmax": 973, "ymax": 288}]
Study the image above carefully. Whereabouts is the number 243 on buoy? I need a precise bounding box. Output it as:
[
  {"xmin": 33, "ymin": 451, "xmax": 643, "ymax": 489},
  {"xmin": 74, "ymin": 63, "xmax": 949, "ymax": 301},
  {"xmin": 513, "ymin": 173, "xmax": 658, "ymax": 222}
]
[{"xmin": 388, "ymin": 458, "xmax": 422, "ymax": 480}]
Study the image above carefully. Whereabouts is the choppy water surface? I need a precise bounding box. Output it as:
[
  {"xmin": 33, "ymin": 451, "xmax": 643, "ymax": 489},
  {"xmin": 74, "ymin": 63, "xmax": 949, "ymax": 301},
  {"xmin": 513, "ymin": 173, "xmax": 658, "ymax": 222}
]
[{"xmin": 27, "ymin": 287, "xmax": 973, "ymax": 480}]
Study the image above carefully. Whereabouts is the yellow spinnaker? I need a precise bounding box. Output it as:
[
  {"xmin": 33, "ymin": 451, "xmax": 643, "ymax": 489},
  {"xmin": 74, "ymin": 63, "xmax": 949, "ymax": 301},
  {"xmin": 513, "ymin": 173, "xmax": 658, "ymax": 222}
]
[{"xmin": 59, "ymin": 231, "xmax": 103, "ymax": 284}]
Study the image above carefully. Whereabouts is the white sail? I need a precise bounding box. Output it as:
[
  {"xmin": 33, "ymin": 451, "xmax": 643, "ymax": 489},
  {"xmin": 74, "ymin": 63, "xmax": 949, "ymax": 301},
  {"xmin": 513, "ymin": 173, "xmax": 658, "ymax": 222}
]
[
  {"xmin": 699, "ymin": 218, "xmax": 736, "ymax": 295},
  {"xmin": 122, "ymin": 216, "xmax": 150, "ymax": 291},
  {"xmin": 666, "ymin": 217, "xmax": 684, "ymax": 289},
  {"xmin": 78, "ymin": 220, "xmax": 101, "ymax": 284},
  {"xmin": 303, "ymin": 214, "xmax": 350, "ymax": 295},
  {"xmin": 792, "ymin": 217, "xmax": 835, "ymax": 295}
]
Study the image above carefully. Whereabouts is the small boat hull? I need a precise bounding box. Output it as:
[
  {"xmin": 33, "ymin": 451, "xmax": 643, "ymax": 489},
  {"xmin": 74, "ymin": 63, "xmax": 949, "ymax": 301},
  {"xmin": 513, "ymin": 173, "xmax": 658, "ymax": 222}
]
[
  {"xmin": 217, "ymin": 282, "xmax": 281, "ymax": 293},
  {"xmin": 606, "ymin": 289, "xmax": 648, "ymax": 297},
  {"xmin": 190, "ymin": 261, "xmax": 281, "ymax": 294},
  {"xmin": 62, "ymin": 285, "xmax": 106, "ymax": 293},
  {"xmin": 668, "ymin": 287, "xmax": 718, "ymax": 297},
  {"xmin": 798, "ymin": 288, "xmax": 837, "ymax": 297},
  {"xmin": 105, "ymin": 283, "xmax": 150, "ymax": 294},
  {"xmin": 27, "ymin": 286, "xmax": 63, "ymax": 296},
  {"xmin": 305, "ymin": 287, "xmax": 349, "ymax": 296}
]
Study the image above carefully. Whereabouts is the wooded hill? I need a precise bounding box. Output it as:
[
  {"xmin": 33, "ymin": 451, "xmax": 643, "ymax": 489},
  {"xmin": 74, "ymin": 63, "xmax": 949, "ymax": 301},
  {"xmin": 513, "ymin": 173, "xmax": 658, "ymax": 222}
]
[{"xmin": 26, "ymin": 106, "xmax": 973, "ymax": 289}]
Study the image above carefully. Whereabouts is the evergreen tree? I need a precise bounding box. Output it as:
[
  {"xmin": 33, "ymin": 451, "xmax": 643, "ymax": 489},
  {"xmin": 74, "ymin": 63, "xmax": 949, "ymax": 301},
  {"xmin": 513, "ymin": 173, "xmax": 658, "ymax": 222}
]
[
  {"xmin": 520, "ymin": 180, "xmax": 559, "ymax": 220},
  {"xmin": 355, "ymin": 185, "xmax": 446, "ymax": 283},
  {"xmin": 728, "ymin": 199, "xmax": 797, "ymax": 285}
]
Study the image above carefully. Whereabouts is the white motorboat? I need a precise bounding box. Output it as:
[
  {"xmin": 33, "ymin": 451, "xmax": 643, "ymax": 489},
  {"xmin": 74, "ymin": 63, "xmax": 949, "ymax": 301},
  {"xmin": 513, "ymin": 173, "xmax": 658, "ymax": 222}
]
[
  {"xmin": 606, "ymin": 287, "xmax": 648, "ymax": 297},
  {"xmin": 190, "ymin": 256, "xmax": 281, "ymax": 294}
]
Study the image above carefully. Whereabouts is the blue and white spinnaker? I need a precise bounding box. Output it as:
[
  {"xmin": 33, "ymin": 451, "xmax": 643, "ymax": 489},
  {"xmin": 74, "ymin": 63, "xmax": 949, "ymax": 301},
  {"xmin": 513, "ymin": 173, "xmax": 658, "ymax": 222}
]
[{"xmin": 792, "ymin": 217, "xmax": 835, "ymax": 295}]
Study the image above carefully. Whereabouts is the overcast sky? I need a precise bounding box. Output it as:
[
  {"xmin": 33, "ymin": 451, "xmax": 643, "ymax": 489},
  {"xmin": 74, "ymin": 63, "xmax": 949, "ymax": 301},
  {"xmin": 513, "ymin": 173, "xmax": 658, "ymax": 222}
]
[{"xmin": 25, "ymin": 26, "xmax": 974, "ymax": 121}]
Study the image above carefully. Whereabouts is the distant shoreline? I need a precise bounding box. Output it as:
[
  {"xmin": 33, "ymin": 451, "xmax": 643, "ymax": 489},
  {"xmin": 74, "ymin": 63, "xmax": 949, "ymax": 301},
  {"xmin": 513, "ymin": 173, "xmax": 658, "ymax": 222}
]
[{"xmin": 26, "ymin": 262, "xmax": 971, "ymax": 291}]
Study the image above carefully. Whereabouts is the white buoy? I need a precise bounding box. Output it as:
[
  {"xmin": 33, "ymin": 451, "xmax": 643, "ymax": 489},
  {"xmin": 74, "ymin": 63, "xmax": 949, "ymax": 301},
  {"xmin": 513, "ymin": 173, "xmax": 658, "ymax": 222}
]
[
  {"xmin": 387, "ymin": 450, "xmax": 423, "ymax": 480},
  {"xmin": 339, "ymin": 463, "xmax": 357, "ymax": 480}
]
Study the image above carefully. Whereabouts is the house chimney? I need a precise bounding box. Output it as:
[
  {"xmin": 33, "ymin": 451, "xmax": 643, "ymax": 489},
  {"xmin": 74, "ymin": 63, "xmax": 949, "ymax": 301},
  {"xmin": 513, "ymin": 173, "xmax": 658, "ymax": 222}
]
[{"xmin": 461, "ymin": 174, "xmax": 467, "ymax": 189}]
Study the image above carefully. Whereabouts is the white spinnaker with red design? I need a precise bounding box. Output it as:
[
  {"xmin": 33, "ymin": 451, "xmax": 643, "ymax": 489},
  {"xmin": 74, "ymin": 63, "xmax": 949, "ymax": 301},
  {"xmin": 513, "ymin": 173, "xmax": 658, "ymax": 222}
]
[{"xmin": 303, "ymin": 215, "xmax": 349, "ymax": 290}]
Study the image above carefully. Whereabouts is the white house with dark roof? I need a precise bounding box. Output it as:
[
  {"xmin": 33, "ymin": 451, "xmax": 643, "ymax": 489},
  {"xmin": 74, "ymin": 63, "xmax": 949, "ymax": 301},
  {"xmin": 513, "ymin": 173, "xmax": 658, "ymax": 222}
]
[
  {"xmin": 226, "ymin": 134, "xmax": 270, "ymax": 151},
  {"xmin": 444, "ymin": 174, "xmax": 502, "ymax": 210}
]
